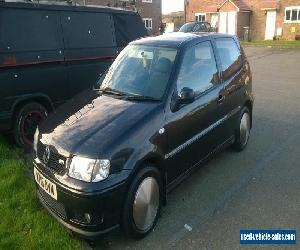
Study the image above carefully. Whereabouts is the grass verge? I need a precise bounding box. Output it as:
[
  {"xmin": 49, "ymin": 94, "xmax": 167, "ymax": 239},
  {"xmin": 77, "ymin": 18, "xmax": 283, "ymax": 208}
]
[
  {"xmin": 0, "ymin": 135, "xmax": 81, "ymax": 250},
  {"xmin": 241, "ymin": 40, "xmax": 300, "ymax": 49}
]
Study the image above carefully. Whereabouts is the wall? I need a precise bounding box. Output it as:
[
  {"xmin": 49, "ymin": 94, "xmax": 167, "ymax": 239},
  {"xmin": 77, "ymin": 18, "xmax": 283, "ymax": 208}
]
[
  {"xmin": 186, "ymin": 0, "xmax": 300, "ymax": 40},
  {"xmin": 246, "ymin": 0, "xmax": 300, "ymax": 40},
  {"xmin": 185, "ymin": 0, "xmax": 220, "ymax": 22},
  {"xmin": 275, "ymin": 0, "xmax": 300, "ymax": 40},
  {"xmin": 136, "ymin": 0, "xmax": 162, "ymax": 35}
]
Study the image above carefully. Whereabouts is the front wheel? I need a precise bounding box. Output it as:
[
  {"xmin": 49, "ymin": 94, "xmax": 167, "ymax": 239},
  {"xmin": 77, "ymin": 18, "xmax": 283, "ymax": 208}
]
[
  {"xmin": 13, "ymin": 102, "xmax": 47, "ymax": 151},
  {"xmin": 232, "ymin": 106, "xmax": 251, "ymax": 151},
  {"xmin": 122, "ymin": 165, "xmax": 162, "ymax": 239}
]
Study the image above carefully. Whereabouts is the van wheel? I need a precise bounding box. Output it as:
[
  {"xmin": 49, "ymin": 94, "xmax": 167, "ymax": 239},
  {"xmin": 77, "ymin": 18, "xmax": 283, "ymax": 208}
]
[
  {"xmin": 232, "ymin": 106, "xmax": 251, "ymax": 151},
  {"xmin": 122, "ymin": 165, "xmax": 162, "ymax": 239},
  {"xmin": 13, "ymin": 102, "xmax": 47, "ymax": 150}
]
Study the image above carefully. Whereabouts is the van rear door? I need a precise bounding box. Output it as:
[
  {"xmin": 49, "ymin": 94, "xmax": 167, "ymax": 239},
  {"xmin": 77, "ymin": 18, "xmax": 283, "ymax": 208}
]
[{"xmin": 60, "ymin": 11, "xmax": 117, "ymax": 96}]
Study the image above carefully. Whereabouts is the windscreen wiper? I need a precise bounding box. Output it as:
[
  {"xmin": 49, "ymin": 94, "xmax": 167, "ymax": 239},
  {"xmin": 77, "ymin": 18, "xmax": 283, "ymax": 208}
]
[
  {"xmin": 125, "ymin": 94, "xmax": 160, "ymax": 102},
  {"xmin": 100, "ymin": 87, "xmax": 127, "ymax": 97}
]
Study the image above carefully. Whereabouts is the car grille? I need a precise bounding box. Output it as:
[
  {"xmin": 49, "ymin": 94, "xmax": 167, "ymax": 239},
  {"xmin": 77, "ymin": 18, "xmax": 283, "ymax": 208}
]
[
  {"xmin": 37, "ymin": 142, "xmax": 67, "ymax": 174},
  {"xmin": 38, "ymin": 188, "xmax": 67, "ymax": 219}
]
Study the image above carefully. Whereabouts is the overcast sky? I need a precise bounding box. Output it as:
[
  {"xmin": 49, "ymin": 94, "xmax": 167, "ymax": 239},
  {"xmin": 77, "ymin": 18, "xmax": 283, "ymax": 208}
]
[{"xmin": 162, "ymin": 0, "xmax": 184, "ymax": 14}]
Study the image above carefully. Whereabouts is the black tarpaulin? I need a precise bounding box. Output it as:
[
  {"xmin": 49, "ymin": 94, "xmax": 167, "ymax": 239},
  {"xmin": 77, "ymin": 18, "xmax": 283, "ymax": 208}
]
[{"xmin": 113, "ymin": 13, "xmax": 148, "ymax": 47}]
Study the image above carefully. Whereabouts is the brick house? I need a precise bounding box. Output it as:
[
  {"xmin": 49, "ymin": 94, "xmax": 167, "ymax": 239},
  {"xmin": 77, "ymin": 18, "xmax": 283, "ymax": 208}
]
[
  {"xmin": 79, "ymin": 0, "xmax": 162, "ymax": 35},
  {"xmin": 185, "ymin": 0, "xmax": 300, "ymax": 40}
]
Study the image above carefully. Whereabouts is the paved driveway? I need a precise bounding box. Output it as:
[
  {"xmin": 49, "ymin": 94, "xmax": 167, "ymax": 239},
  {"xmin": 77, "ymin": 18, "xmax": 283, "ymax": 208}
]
[{"xmin": 88, "ymin": 48, "xmax": 300, "ymax": 250}]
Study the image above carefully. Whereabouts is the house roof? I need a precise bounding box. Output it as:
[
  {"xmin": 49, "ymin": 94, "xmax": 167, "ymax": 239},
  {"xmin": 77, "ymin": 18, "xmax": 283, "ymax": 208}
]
[
  {"xmin": 260, "ymin": 0, "xmax": 280, "ymax": 10},
  {"xmin": 219, "ymin": 0, "xmax": 251, "ymax": 12},
  {"xmin": 196, "ymin": 0, "xmax": 252, "ymax": 13}
]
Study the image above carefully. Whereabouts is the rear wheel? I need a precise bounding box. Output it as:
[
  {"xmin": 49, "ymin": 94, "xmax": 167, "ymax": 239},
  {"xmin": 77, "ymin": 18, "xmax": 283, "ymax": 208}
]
[
  {"xmin": 232, "ymin": 106, "xmax": 251, "ymax": 151},
  {"xmin": 13, "ymin": 102, "xmax": 47, "ymax": 151},
  {"xmin": 122, "ymin": 165, "xmax": 162, "ymax": 239}
]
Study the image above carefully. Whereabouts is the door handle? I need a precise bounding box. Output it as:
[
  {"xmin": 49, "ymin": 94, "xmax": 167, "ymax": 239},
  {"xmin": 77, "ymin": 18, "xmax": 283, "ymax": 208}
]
[{"xmin": 217, "ymin": 94, "xmax": 225, "ymax": 104}]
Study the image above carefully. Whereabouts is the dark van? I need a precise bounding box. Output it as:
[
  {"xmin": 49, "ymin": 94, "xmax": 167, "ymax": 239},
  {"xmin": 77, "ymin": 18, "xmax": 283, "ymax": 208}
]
[
  {"xmin": 0, "ymin": 1, "xmax": 147, "ymax": 149},
  {"xmin": 32, "ymin": 33, "xmax": 253, "ymax": 240}
]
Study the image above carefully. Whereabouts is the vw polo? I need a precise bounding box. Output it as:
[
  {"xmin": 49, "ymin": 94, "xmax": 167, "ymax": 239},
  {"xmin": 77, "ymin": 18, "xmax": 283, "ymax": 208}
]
[{"xmin": 32, "ymin": 33, "xmax": 253, "ymax": 239}]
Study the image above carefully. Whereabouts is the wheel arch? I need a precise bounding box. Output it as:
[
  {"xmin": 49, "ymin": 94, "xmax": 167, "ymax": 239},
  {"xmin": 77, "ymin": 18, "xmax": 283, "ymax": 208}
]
[
  {"xmin": 244, "ymin": 100, "xmax": 253, "ymax": 128},
  {"xmin": 129, "ymin": 154, "xmax": 167, "ymax": 206},
  {"xmin": 12, "ymin": 94, "xmax": 54, "ymax": 120}
]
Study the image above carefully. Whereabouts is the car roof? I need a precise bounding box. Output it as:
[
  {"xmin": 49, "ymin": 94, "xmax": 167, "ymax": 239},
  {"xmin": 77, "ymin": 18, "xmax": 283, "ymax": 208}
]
[
  {"xmin": 185, "ymin": 21, "xmax": 210, "ymax": 24},
  {"xmin": 131, "ymin": 32, "xmax": 236, "ymax": 49}
]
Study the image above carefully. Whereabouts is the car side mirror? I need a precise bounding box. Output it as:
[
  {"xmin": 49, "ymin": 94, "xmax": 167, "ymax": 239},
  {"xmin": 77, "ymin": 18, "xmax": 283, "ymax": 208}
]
[{"xmin": 179, "ymin": 87, "xmax": 195, "ymax": 104}]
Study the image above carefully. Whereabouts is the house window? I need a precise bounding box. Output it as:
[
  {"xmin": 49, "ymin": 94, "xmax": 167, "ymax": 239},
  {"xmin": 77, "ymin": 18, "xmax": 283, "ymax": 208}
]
[
  {"xmin": 285, "ymin": 6, "xmax": 300, "ymax": 23},
  {"xmin": 142, "ymin": 0, "xmax": 152, "ymax": 3},
  {"xmin": 143, "ymin": 18, "xmax": 153, "ymax": 29},
  {"xmin": 195, "ymin": 13, "xmax": 206, "ymax": 22},
  {"xmin": 291, "ymin": 9, "xmax": 298, "ymax": 20},
  {"xmin": 286, "ymin": 10, "xmax": 291, "ymax": 20}
]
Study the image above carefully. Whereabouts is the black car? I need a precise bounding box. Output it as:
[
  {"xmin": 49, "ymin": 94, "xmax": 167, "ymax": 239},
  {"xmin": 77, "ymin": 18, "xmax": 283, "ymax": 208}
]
[
  {"xmin": 0, "ymin": 1, "xmax": 147, "ymax": 149},
  {"xmin": 32, "ymin": 33, "xmax": 253, "ymax": 240},
  {"xmin": 179, "ymin": 21, "xmax": 212, "ymax": 33}
]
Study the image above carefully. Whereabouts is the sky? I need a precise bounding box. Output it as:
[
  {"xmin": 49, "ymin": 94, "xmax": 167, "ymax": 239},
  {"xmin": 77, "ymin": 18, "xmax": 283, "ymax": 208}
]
[{"xmin": 162, "ymin": 0, "xmax": 184, "ymax": 14}]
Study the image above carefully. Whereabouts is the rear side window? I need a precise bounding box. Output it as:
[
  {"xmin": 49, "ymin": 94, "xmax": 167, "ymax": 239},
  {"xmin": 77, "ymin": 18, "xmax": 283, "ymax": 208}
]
[
  {"xmin": 215, "ymin": 38, "xmax": 242, "ymax": 79},
  {"xmin": 61, "ymin": 12, "xmax": 115, "ymax": 49},
  {"xmin": 0, "ymin": 9, "xmax": 61, "ymax": 52},
  {"xmin": 193, "ymin": 23, "xmax": 209, "ymax": 32},
  {"xmin": 176, "ymin": 41, "xmax": 218, "ymax": 96}
]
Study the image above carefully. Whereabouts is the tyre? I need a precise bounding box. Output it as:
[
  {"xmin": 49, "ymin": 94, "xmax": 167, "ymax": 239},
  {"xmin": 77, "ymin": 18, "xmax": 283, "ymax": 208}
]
[
  {"xmin": 122, "ymin": 165, "xmax": 162, "ymax": 239},
  {"xmin": 232, "ymin": 106, "xmax": 251, "ymax": 151},
  {"xmin": 13, "ymin": 102, "xmax": 47, "ymax": 150}
]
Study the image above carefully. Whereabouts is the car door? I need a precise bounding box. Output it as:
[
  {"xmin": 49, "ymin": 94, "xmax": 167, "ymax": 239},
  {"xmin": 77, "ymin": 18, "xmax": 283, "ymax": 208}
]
[
  {"xmin": 164, "ymin": 40, "xmax": 227, "ymax": 184},
  {"xmin": 214, "ymin": 37, "xmax": 246, "ymax": 140}
]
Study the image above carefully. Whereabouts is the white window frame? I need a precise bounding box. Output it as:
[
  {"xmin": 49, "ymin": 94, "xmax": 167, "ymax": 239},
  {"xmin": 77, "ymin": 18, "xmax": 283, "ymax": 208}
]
[
  {"xmin": 142, "ymin": 0, "xmax": 152, "ymax": 3},
  {"xmin": 284, "ymin": 6, "xmax": 300, "ymax": 23},
  {"xmin": 195, "ymin": 13, "xmax": 206, "ymax": 22},
  {"xmin": 143, "ymin": 18, "xmax": 153, "ymax": 29}
]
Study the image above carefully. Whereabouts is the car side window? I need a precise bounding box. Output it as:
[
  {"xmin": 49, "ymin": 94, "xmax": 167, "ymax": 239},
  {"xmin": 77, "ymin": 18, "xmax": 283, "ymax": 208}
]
[
  {"xmin": 206, "ymin": 23, "xmax": 211, "ymax": 30},
  {"xmin": 215, "ymin": 38, "xmax": 243, "ymax": 80},
  {"xmin": 176, "ymin": 41, "xmax": 218, "ymax": 97},
  {"xmin": 193, "ymin": 23, "xmax": 207, "ymax": 32}
]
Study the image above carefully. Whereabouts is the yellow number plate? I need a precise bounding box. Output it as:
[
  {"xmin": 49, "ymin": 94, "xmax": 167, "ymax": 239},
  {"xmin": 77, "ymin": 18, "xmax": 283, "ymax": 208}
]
[{"xmin": 34, "ymin": 167, "xmax": 57, "ymax": 200}]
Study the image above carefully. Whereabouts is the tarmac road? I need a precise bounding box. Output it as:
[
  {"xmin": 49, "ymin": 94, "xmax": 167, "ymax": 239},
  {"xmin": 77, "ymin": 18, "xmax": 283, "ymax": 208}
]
[{"xmin": 88, "ymin": 47, "xmax": 300, "ymax": 250}]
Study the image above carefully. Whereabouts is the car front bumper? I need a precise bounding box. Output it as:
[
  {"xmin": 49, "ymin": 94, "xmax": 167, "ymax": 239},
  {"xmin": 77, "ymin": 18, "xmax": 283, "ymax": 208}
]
[{"xmin": 34, "ymin": 164, "xmax": 129, "ymax": 240}]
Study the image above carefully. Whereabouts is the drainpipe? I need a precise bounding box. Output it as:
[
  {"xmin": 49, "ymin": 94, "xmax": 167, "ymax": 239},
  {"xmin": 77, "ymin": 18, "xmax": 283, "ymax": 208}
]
[{"xmin": 184, "ymin": 1, "xmax": 186, "ymax": 22}]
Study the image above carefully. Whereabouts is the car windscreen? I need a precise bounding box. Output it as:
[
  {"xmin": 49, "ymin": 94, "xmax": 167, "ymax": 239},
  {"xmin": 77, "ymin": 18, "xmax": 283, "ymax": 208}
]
[
  {"xmin": 179, "ymin": 23, "xmax": 195, "ymax": 32},
  {"xmin": 100, "ymin": 45, "xmax": 177, "ymax": 100}
]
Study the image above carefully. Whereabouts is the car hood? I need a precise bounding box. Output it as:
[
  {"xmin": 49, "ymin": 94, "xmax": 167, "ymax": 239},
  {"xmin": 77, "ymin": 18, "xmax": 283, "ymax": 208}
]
[{"xmin": 39, "ymin": 90, "xmax": 162, "ymax": 157}]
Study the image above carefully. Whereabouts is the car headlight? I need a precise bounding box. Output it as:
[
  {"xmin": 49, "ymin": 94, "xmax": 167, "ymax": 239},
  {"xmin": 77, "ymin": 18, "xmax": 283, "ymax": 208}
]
[
  {"xmin": 33, "ymin": 127, "xmax": 39, "ymax": 153},
  {"xmin": 68, "ymin": 156, "xmax": 110, "ymax": 183}
]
